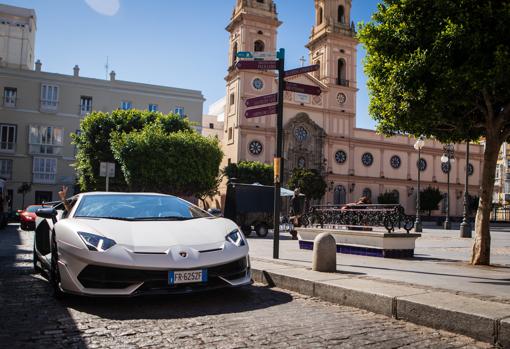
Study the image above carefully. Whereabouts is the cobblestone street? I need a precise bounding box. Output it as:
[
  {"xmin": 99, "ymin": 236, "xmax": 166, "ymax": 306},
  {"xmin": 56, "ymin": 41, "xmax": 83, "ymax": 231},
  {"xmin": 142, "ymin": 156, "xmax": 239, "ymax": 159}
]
[{"xmin": 0, "ymin": 226, "xmax": 492, "ymax": 348}]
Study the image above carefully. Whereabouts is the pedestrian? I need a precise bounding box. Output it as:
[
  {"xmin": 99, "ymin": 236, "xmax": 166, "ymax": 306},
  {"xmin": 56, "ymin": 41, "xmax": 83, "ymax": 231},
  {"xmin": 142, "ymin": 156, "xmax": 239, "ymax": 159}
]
[
  {"xmin": 289, "ymin": 188, "xmax": 303, "ymax": 240},
  {"xmin": 58, "ymin": 186, "xmax": 73, "ymax": 213}
]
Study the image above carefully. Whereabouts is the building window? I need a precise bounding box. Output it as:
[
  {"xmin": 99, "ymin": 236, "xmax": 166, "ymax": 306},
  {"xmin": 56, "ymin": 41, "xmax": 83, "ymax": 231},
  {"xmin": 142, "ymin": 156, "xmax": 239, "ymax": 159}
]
[
  {"xmin": 230, "ymin": 93, "xmax": 235, "ymax": 106},
  {"xmin": 254, "ymin": 40, "xmax": 265, "ymax": 52},
  {"xmin": 0, "ymin": 124, "xmax": 16, "ymax": 152},
  {"xmin": 80, "ymin": 96, "xmax": 92, "ymax": 115},
  {"xmin": 249, "ymin": 140, "xmax": 263, "ymax": 156},
  {"xmin": 232, "ymin": 42, "xmax": 238, "ymax": 66},
  {"xmin": 362, "ymin": 188, "xmax": 372, "ymax": 201},
  {"xmin": 334, "ymin": 185, "xmax": 347, "ymax": 205},
  {"xmin": 417, "ymin": 158, "xmax": 427, "ymax": 171},
  {"xmin": 315, "ymin": 60, "xmax": 321, "ymax": 79},
  {"xmin": 361, "ymin": 152, "xmax": 374, "ymax": 167},
  {"xmin": 29, "ymin": 125, "xmax": 63, "ymax": 155},
  {"xmin": 228, "ymin": 127, "xmax": 233, "ymax": 141},
  {"xmin": 120, "ymin": 101, "xmax": 132, "ymax": 110},
  {"xmin": 0, "ymin": 159, "xmax": 12, "ymax": 179},
  {"xmin": 40, "ymin": 84, "xmax": 59, "ymax": 111},
  {"xmin": 174, "ymin": 107, "xmax": 185, "ymax": 117},
  {"xmin": 337, "ymin": 59, "xmax": 348, "ymax": 86},
  {"xmin": 33, "ymin": 157, "xmax": 57, "ymax": 184},
  {"xmin": 318, "ymin": 7, "xmax": 323, "ymax": 25},
  {"xmin": 148, "ymin": 104, "xmax": 158, "ymax": 112},
  {"xmin": 209, "ymin": 123, "xmax": 214, "ymax": 129},
  {"xmin": 3, "ymin": 87, "xmax": 17, "ymax": 107},
  {"xmin": 338, "ymin": 5, "xmax": 345, "ymax": 23}
]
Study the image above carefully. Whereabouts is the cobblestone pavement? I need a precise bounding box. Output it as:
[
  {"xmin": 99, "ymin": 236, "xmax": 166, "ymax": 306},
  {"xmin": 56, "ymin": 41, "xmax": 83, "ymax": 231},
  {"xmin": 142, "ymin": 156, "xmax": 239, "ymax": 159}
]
[{"xmin": 0, "ymin": 226, "xmax": 493, "ymax": 348}]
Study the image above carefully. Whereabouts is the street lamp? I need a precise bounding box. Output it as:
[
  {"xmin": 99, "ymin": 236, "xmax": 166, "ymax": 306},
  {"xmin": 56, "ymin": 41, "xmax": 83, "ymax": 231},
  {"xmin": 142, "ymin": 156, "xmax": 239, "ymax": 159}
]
[
  {"xmin": 441, "ymin": 144, "xmax": 455, "ymax": 230},
  {"xmin": 460, "ymin": 142, "xmax": 472, "ymax": 237},
  {"xmin": 414, "ymin": 136, "xmax": 425, "ymax": 233}
]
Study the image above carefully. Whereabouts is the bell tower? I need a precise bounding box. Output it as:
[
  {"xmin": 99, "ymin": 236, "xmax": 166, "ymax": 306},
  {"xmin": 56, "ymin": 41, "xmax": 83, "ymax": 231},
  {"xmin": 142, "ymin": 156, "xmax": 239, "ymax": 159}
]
[
  {"xmin": 306, "ymin": 0, "xmax": 358, "ymax": 120},
  {"xmin": 223, "ymin": 0, "xmax": 281, "ymax": 164}
]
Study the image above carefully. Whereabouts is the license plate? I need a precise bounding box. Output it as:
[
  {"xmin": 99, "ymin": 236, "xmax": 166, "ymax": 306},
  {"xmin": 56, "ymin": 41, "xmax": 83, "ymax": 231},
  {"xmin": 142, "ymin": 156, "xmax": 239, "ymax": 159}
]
[{"xmin": 168, "ymin": 269, "xmax": 207, "ymax": 285}]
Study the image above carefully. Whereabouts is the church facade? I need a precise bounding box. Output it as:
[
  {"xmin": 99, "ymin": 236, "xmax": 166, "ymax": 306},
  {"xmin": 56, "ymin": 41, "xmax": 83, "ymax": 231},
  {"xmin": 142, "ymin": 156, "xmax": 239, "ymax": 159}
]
[{"xmin": 220, "ymin": 0, "xmax": 483, "ymax": 217}]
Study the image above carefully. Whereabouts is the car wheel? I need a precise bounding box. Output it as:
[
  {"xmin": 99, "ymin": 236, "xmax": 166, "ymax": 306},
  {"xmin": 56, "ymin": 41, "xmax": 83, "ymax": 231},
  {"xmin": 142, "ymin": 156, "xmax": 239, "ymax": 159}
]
[
  {"xmin": 33, "ymin": 246, "xmax": 42, "ymax": 274},
  {"xmin": 241, "ymin": 225, "xmax": 252, "ymax": 237},
  {"xmin": 50, "ymin": 234, "xmax": 64, "ymax": 299},
  {"xmin": 255, "ymin": 223, "xmax": 269, "ymax": 237}
]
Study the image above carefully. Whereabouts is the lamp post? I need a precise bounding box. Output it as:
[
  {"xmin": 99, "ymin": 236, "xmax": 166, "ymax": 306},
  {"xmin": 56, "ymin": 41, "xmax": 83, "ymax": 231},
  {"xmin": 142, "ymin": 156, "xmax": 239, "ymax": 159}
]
[
  {"xmin": 460, "ymin": 142, "xmax": 472, "ymax": 237},
  {"xmin": 441, "ymin": 144, "xmax": 455, "ymax": 230},
  {"xmin": 414, "ymin": 136, "xmax": 425, "ymax": 232}
]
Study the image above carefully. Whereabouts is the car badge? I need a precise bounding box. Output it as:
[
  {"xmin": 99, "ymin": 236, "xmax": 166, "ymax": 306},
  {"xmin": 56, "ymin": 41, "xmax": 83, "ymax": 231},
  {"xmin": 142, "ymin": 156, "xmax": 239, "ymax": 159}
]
[{"xmin": 179, "ymin": 251, "xmax": 188, "ymax": 258}]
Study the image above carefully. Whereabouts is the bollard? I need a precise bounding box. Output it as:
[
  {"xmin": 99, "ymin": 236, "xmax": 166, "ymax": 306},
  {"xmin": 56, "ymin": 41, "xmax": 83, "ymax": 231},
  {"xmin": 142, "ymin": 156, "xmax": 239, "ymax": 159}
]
[{"xmin": 312, "ymin": 232, "xmax": 337, "ymax": 272}]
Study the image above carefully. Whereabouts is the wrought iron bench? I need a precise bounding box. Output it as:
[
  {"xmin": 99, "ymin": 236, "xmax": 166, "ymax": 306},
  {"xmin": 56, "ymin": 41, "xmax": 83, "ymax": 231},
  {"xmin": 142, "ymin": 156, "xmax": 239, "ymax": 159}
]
[{"xmin": 300, "ymin": 204, "xmax": 415, "ymax": 233}]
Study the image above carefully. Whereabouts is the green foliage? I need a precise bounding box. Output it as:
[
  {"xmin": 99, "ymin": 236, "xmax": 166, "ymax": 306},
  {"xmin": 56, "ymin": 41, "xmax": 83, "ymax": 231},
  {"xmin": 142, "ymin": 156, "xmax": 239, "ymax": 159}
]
[
  {"xmin": 110, "ymin": 124, "xmax": 223, "ymax": 197},
  {"xmin": 287, "ymin": 169, "xmax": 327, "ymax": 203},
  {"xmin": 419, "ymin": 186, "xmax": 443, "ymax": 216},
  {"xmin": 73, "ymin": 110, "xmax": 193, "ymax": 191},
  {"xmin": 223, "ymin": 161, "xmax": 274, "ymax": 186},
  {"xmin": 377, "ymin": 191, "xmax": 399, "ymax": 205},
  {"xmin": 17, "ymin": 182, "xmax": 31, "ymax": 195},
  {"xmin": 358, "ymin": 0, "xmax": 510, "ymax": 142}
]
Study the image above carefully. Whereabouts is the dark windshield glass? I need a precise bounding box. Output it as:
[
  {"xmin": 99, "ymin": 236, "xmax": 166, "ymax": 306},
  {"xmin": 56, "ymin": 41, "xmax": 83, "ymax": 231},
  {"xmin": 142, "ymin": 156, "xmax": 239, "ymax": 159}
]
[
  {"xmin": 74, "ymin": 195, "xmax": 210, "ymax": 220},
  {"xmin": 26, "ymin": 205, "xmax": 42, "ymax": 213}
]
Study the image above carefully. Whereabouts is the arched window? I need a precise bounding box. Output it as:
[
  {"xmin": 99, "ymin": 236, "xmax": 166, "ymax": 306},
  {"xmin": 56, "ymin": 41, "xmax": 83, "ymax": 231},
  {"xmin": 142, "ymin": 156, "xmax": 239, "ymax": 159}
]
[
  {"xmin": 232, "ymin": 42, "xmax": 238, "ymax": 65},
  {"xmin": 362, "ymin": 188, "xmax": 372, "ymax": 202},
  {"xmin": 338, "ymin": 5, "xmax": 345, "ymax": 23},
  {"xmin": 318, "ymin": 7, "xmax": 323, "ymax": 25},
  {"xmin": 257, "ymin": 0, "xmax": 264, "ymax": 3},
  {"xmin": 254, "ymin": 40, "xmax": 265, "ymax": 52},
  {"xmin": 334, "ymin": 185, "xmax": 347, "ymax": 205},
  {"xmin": 337, "ymin": 58, "xmax": 346, "ymax": 85},
  {"xmin": 315, "ymin": 60, "xmax": 321, "ymax": 79}
]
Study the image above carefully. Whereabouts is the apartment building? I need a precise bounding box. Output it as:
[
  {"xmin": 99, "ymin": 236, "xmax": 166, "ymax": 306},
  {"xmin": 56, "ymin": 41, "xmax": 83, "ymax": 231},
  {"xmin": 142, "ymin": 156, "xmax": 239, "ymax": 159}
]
[{"xmin": 0, "ymin": 4, "xmax": 204, "ymax": 211}]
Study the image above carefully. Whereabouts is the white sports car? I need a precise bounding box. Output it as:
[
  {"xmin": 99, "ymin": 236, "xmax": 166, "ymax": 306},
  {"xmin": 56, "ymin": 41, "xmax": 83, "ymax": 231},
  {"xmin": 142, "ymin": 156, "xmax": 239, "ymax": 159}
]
[{"xmin": 33, "ymin": 192, "xmax": 251, "ymax": 297}]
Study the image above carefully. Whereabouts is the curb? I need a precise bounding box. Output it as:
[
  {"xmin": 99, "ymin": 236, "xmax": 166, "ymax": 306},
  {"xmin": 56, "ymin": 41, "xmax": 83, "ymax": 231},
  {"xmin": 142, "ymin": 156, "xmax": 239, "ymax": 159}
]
[{"xmin": 251, "ymin": 260, "xmax": 510, "ymax": 347}]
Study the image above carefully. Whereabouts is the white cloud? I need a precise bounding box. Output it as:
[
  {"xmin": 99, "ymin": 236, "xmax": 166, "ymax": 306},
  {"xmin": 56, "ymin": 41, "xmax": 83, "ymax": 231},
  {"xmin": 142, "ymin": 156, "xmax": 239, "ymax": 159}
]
[{"xmin": 85, "ymin": 0, "xmax": 120, "ymax": 16}]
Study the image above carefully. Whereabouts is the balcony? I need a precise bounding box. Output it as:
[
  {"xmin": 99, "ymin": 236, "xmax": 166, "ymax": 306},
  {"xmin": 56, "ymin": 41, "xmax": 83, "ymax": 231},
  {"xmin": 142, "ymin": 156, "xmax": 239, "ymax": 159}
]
[
  {"xmin": 29, "ymin": 144, "xmax": 63, "ymax": 156},
  {"xmin": 40, "ymin": 100, "xmax": 59, "ymax": 112},
  {"xmin": 337, "ymin": 79, "xmax": 349, "ymax": 87},
  {"xmin": 33, "ymin": 173, "xmax": 56, "ymax": 184},
  {"xmin": 3, "ymin": 96, "xmax": 16, "ymax": 108}
]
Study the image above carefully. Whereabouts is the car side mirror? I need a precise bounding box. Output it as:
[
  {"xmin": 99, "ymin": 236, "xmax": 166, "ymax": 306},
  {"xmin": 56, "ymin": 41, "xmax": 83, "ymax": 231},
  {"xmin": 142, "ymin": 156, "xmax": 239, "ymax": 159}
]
[{"xmin": 36, "ymin": 207, "xmax": 57, "ymax": 219}]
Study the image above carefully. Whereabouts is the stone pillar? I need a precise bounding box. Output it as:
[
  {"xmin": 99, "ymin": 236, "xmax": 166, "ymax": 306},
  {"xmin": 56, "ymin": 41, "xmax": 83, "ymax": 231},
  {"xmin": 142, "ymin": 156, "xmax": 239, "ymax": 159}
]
[
  {"xmin": 73, "ymin": 65, "xmax": 80, "ymax": 77},
  {"xmin": 312, "ymin": 233, "xmax": 337, "ymax": 272},
  {"xmin": 35, "ymin": 59, "xmax": 42, "ymax": 72}
]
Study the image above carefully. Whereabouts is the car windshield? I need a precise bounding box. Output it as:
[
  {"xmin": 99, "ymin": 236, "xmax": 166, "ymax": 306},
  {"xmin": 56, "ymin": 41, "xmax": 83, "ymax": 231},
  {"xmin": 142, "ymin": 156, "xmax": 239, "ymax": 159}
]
[
  {"xmin": 74, "ymin": 194, "xmax": 211, "ymax": 220},
  {"xmin": 26, "ymin": 205, "xmax": 42, "ymax": 213}
]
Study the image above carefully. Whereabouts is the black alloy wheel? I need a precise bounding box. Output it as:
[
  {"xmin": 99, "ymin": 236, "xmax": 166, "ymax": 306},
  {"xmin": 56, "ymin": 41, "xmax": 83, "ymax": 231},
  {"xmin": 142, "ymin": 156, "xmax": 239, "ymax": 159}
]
[
  {"xmin": 241, "ymin": 225, "xmax": 252, "ymax": 237},
  {"xmin": 255, "ymin": 223, "xmax": 269, "ymax": 237}
]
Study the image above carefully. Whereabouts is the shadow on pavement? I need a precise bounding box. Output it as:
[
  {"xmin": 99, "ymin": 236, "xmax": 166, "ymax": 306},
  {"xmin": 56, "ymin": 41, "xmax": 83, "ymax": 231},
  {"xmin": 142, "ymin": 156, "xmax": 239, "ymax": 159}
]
[
  {"xmin": 64, "ymin": 284, "xmax": 293, "ymax": 321},
  {"xmin": 0, "ymin": 224, "xmax": 86, "ymax": 348}
]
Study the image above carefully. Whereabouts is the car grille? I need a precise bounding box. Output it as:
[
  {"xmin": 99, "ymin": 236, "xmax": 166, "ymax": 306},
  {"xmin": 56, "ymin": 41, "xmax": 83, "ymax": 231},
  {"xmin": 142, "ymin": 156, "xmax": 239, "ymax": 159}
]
[{"xmin": 77, "ymin": 257, "xmax": 248, "ymax": 291}]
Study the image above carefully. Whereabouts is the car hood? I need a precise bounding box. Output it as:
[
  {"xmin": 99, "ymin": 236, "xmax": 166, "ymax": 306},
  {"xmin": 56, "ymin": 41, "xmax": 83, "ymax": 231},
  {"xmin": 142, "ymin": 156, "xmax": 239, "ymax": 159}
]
[{"xmin": 67, "ymin": 217, "xmax": 237, "ymax": 253}]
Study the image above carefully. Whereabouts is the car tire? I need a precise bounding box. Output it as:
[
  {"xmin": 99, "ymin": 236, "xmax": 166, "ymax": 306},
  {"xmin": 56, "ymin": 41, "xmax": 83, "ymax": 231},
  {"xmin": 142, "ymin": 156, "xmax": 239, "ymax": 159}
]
[
  {"xmin": 255, "ymin": 223, "xmax": 269, "ymax": 237},
  {"xmin": 50, "ymin": 234, "xmax": 64, "ymax": 299},
  {"xmin": 241, "ymin": 225, "xmax": 252, "ymax": 237}
]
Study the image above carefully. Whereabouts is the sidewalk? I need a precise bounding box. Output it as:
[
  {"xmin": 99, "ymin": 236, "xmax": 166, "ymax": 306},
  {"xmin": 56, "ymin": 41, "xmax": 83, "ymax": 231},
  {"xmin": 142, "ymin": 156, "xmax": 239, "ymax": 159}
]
[{"xmin": 248, "ymin": 227, "xmax": 510, "ymax": 346}]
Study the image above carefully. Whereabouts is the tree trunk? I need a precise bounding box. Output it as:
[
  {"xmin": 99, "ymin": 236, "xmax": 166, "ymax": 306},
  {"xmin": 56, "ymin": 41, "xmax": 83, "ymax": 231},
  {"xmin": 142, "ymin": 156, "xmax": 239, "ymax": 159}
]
[{"xmin": 471, "ymin": 136, "xmax": 501, "ymax": 265}]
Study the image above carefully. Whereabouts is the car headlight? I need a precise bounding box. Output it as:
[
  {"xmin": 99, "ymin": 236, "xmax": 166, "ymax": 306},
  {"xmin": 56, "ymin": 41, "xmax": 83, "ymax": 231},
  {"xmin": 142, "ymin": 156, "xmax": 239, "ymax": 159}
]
[
  {"xmin": 226, "ymin": 229, "xmax": 246, "ymax": 247},
  {"xmin": 78, "ymin": 232, "xmax": 116, "ymax": 252}
]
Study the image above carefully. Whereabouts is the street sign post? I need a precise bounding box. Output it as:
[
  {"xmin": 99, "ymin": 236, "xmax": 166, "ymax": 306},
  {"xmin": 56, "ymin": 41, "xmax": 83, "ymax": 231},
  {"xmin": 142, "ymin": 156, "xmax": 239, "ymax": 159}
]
[
  {"xmin": 252, "ymin": 51, "xmax": 277, "ymax": 60},
  {"xmin": 284, "ymin": 81, "xmax": 322, "ymax": 96},
  {"xmin": 99, "ymin": 162, "xmax": 115, "ymax": 192},
  {"xmin": 236, "ymin": 60, "xmax": 280, "ymax": 70},
  {"xmin": 245, "ymin": 104, "xmax": 277, "ymax": 118},
  {"xmin": 245, "ymin": 93, "xmax": 278, "ymax": 108},
  {"xmin": 284, "ymin": 64, "xmax": 320, "ymax": 78}
]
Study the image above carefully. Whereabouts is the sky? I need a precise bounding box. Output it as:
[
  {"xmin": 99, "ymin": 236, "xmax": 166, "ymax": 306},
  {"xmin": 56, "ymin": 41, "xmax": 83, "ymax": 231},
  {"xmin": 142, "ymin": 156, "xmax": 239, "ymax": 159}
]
[{"xmin": 2, "ymin": 0, "xmax": 380, "ymax": 129}]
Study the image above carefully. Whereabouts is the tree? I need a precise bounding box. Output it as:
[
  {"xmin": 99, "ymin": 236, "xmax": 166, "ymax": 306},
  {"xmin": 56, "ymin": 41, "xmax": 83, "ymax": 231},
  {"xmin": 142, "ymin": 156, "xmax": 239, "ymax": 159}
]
[
  {"xmin": 358, "ymin": 0, "xmax": 510, "ymax": 265},
  {"xmin": 419, "ymin": 187, "xmax": 443, "ymax": 216},
  {"xmin": 377, "ymin": 191, "xmax": 399, "ymax": 205},
  {"xmin": 17, "ymin": 182, "xmax": 31, "ymax": 208},
  {"xmin": 73, "ymin": 110, "xmax": 193, "ymax": 192},
  {"xmin": 110, "ymin": 124, "xmax": 223, "ymax": 197},
  {"xmin": 223, "ymin": 161, "xmax": 274, "ymax": 186},
  {"xmin": 287, "ymin": 169, "xmax": 327, "ymax": 208}
]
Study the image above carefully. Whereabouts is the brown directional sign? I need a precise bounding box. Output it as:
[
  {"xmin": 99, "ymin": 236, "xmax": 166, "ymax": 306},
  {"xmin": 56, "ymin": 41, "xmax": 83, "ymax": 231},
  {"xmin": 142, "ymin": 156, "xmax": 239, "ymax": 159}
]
[
  {"xmin": 245, "ymin": 104, "xmax": 277, "ymax": 118},
  {"xmin": 245, "ymin": 93, "xmax": 278, "ymax": 108},
  {"xmin": 284, "ymin": 81, "xmax": 321, "ymax": 96},
  {"xmin": 236, "ymin": 60, "xmax": 280, "ymax": 70},
  {"xmin": 284, "ymin": 64, "xmax": 320, "ymax": 78}
]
